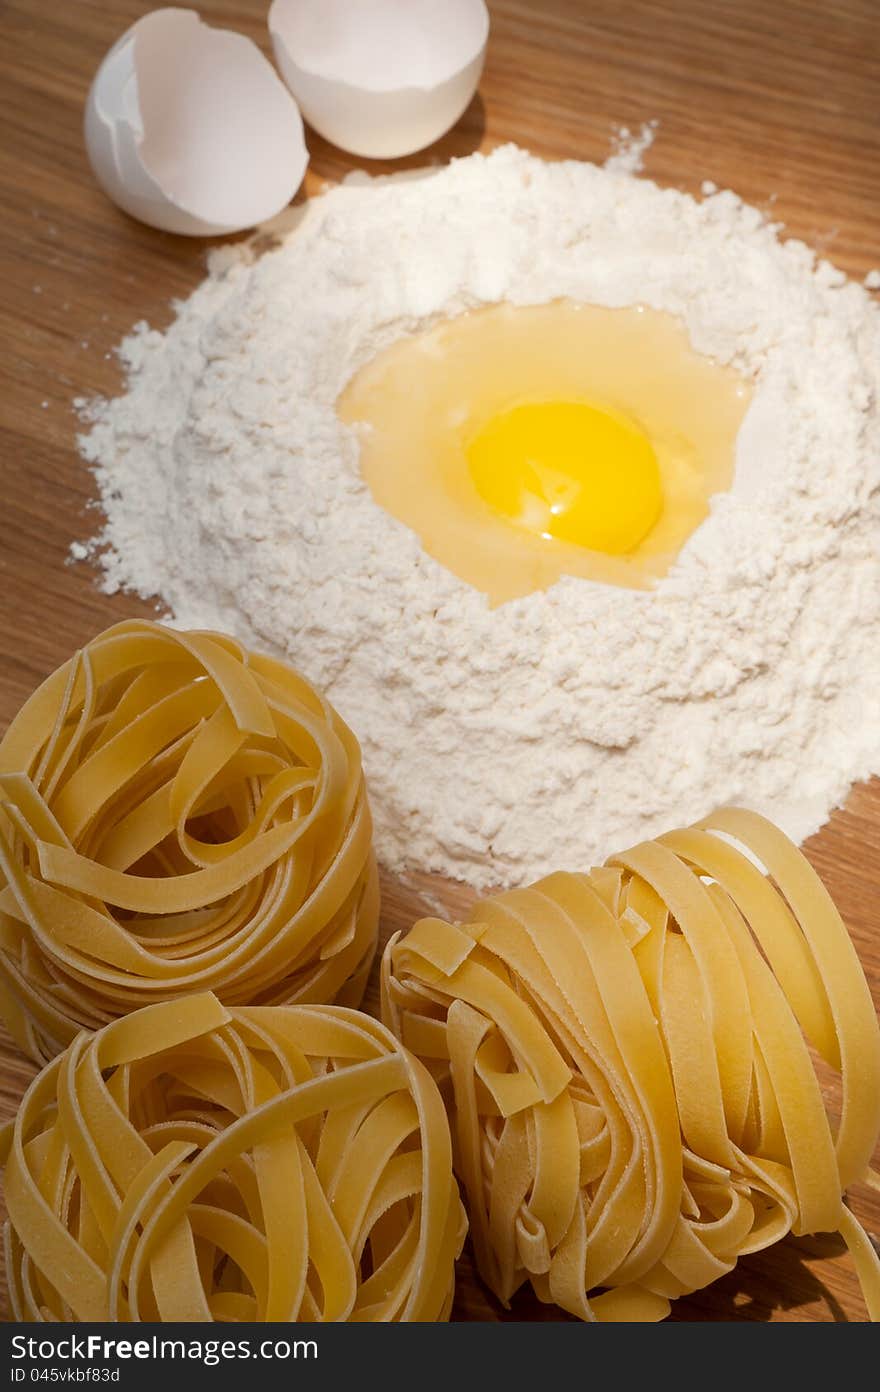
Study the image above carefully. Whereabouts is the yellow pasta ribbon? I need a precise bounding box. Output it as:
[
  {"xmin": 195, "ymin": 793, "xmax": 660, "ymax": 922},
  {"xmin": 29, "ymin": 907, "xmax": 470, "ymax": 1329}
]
[
  {"xmin": 0, "ymin": 993, "xmax": 466, "ymax": 1321},
  {"xmin": 0, "ymin": 621, "xmax": 379, "ymax": 1063},
  {"xmin": 382, "ymin": 810, "xmax": 880, "ymax": 1321}
]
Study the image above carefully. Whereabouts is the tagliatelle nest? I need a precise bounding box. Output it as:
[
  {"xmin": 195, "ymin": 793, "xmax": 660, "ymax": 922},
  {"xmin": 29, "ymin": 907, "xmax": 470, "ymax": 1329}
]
[
  {"xmin": 0, "ymin": 621, "xmax": 378, "ymax": 1063},
  {"xmin": 383, "ymin": 809, "xmax": 880, "ymax": 1322},
  {"xmin": 0, "ymin": 994, "xmax": 465, "ymax": 1321}
]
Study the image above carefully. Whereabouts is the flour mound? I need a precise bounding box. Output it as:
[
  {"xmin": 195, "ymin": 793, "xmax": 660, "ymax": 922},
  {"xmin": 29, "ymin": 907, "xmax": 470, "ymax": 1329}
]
[{"xmin": 78, "ymin": 146, "xmax": 880, "ymax": 890}]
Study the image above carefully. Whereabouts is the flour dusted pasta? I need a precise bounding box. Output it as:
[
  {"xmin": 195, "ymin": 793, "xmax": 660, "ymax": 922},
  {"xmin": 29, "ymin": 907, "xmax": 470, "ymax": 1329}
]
[
  {"xmin": 0, "ymin": 993, "xmax": 465, "ymax": 1321},
  {"xmin": 382, "ymin": 809, "xmax": 880, "ymax": 1321},
  {"xmin": 0, "ymin": 621, "xmax": 378, "ymax": 1062}
]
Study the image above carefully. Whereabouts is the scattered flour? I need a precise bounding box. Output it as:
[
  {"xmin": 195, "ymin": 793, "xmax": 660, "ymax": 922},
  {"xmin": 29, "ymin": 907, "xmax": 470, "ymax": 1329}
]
[
  {"xmin": 77, "ymin": 146, "xmax": 880, "ymax": 890},
  {"xmin": 604, "ymin": 120, "xmax": 657, "ymax": 176}
]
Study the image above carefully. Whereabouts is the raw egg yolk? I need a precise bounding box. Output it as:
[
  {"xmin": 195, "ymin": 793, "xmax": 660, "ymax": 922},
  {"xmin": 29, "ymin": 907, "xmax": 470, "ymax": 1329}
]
[{"xmin": 467, "ymin": 400, "xmax": 663, "ymax": 554}]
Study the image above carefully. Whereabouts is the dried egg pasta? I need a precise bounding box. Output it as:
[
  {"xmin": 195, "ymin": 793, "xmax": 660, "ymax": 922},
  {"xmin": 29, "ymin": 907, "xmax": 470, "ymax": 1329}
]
[
  {"xmin": 0, "ymin": 621, "xmax": 378, "ymax": 1063},
  {"xmin": 0, "ymin": 994, "xmax": 465, "ymax": 1321},
  {"xmin": 383, "ymin": 809, "xmax": 880, "ymax": 1321}
]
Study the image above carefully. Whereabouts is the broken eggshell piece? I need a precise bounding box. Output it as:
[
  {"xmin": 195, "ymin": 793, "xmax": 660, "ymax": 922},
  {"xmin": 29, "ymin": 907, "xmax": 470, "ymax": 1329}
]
[
  {"xmin": 84, "ymin": 8, "xmax": 309, "ymax": 236},
  {"xmin": 269, "ymin": 0, "xmax": 489, "ymax": 160}
]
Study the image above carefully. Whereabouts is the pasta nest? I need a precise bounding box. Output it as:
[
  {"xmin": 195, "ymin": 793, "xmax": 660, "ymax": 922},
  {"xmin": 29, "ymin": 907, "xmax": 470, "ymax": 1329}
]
[
  {"xmin": 383, "ymin": 809, "xmax": 880, "ymax": 1321},
  {"xmin": 0, "ymin": 993, "xmax": 466, "ymax": 1321},
  {"xmin": 0, "ymin": 621, "xmax": 379, "ymax": 1063}
]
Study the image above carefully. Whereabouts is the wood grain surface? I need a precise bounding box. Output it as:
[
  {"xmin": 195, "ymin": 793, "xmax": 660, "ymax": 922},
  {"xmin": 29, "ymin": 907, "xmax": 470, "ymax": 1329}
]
[{"xmin": 1, "ymin": 0, "xmax": 878, "ymax": 1323}]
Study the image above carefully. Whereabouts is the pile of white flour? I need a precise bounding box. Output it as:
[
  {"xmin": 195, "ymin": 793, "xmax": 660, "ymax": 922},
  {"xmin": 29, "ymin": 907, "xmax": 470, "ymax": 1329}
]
[{"xmin": 78, "ymin": 145, "xmax": 880, "ymax": 890}]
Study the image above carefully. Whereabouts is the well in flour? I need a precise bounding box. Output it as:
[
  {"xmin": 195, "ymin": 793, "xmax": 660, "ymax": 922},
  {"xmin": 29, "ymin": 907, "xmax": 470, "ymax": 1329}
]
[
  {"xmin": 77, "ymin": 145, "xmax": 880, "ymax": 890},
  {"xmin": 337, "ymin": 297, "xmax": 750, "ymax": 605}
]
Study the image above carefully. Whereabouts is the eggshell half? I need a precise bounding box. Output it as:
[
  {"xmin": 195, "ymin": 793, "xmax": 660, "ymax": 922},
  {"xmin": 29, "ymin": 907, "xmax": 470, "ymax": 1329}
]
[
  {"xmin": 269, "ymin": 0, "xmax": 489, "ymax": 160},
  {"xmin": 84, "ymin": 8, "xmax": 309, "ymax": 236}
]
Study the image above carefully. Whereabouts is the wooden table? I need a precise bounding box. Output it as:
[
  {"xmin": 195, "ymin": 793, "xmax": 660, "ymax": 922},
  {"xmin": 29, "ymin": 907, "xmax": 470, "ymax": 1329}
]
[{"xmin": 1, "ymin": 0, "xmax": 878, "ymax": 1322}]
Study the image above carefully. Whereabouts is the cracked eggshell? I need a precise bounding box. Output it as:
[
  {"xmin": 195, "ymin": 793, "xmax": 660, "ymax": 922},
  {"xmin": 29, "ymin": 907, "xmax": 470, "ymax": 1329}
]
[
  {"xmin": 269, "ymin": 0, "xmax": 489, "ymax": 160},
  {"xmin": 84, "ymin": 8, "xmax": 309, "ymax": 236}
]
